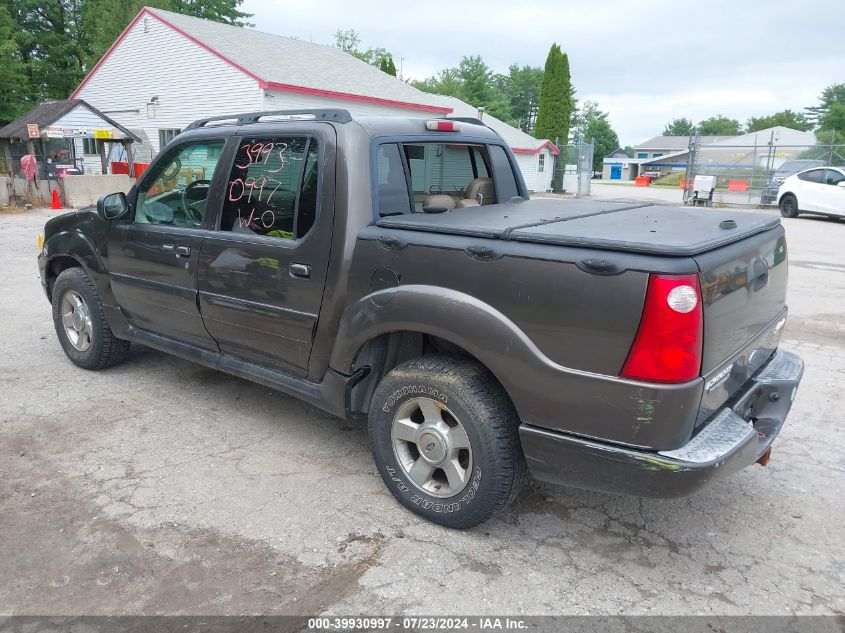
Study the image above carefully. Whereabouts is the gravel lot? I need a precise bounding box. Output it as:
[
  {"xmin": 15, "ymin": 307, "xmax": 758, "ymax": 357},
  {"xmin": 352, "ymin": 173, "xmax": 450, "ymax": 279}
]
[{"xmin": 1, "ymin": 206, "xmax": 843, "ymax": 617}]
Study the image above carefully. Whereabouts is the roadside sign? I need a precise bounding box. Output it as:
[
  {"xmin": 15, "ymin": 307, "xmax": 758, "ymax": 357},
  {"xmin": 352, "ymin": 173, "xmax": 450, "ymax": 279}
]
[
  {"xmin": 44, "ymin": 126, "xmax": 65, "ymax": 138},
  {"xmin": 26, "ymin": 123, "xmax": 40, "ymax": 139},
  {"xmin": 94, "ymin": 129, "xmax": 112, "ymax": 139}
]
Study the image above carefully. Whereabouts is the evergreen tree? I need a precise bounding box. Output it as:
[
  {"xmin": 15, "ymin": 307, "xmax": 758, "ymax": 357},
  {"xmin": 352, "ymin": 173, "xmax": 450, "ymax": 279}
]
[
  {"xmin": 378, "ymin": 54, "xmax": 396, "ymax": 77},
  {"xmin": 806, "ymin": 83, "xmax": 845, "ymax": 127},
  {"xmin": 535, "ymin": 43, "xmax": 573, "ymax": 191}
]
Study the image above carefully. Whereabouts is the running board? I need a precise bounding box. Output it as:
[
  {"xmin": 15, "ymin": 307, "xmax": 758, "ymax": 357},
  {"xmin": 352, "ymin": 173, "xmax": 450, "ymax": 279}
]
[{"xmin": 125, "ymin": 326, "xmax": 354, "ymax": 419}]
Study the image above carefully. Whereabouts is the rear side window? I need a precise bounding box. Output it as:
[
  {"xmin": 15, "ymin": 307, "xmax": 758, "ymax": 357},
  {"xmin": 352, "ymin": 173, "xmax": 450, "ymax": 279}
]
[
  {"xmin": 797, "ymin": 169, "xmax": 823, "ymax": 184},
  {"xmin": 376, "ymin": 144, "xmax": 412, "ymax": 216},
  {"xmin": 220, "ymin": 136, "xmax": 319, "ymax": 239},
  {"xmin": 822, "ymin": 169, "xmax": 844, "ymax": 186}
]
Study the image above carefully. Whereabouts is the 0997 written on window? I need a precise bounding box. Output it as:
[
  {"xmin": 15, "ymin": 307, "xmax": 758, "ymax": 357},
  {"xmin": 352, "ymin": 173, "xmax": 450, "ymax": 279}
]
[{"xmin": 219, "ymin": 136, "xmax": 319, "ymax": 240}]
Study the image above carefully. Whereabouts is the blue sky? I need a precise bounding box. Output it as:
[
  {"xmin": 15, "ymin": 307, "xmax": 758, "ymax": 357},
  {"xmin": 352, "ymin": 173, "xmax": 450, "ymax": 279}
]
[{"xmin": 241, "ymin": 0, "xmax": 844, "ymax": 145}]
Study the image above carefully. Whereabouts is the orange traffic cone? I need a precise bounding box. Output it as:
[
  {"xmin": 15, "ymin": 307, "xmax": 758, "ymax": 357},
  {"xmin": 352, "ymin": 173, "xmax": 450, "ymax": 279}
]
[{"xmin": 51, "ymin": 189, "xmax": 61, "ymax": 210}]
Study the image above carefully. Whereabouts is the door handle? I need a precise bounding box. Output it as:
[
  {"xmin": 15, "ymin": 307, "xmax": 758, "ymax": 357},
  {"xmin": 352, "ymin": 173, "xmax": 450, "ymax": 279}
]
[
  {"xmin": 289, "ymin": 263, "xmax": 311, "ymax": 278},
  {"xmin": 175, "ymin": 245, "xmax": 192, "ymax": 257}
]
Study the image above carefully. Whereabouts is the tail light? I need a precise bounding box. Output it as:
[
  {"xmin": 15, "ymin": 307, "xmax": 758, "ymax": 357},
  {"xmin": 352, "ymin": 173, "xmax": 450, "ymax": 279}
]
[{"xmin": 620, "ymin": 274, "xmax": 703, "ymax": 383}]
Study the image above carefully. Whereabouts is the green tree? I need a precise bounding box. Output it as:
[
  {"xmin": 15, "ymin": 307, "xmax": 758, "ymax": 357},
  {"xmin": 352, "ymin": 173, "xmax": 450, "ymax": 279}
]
[
  {"xmin": 455, "ymin": 55, "xmax": 511, "ymax": 121},
  {"xmin": 662, "ymin": 117, "xmax": 694, "ymax": 136},
  {"xmin": 696, "ymin": 115, "xmax": 741, "ymax": 136},
  {"xmin": 571, "ymin": 101, "xmax": 619, "ymax": 171},
  {"xmin": 411, "ymin": 68, "xmax": 462, "ymax": 98},
  {"xmin": 806, "ymin": 83, "xmax": 845, "ymax": 127},
  {"xmin": 534, "ymin": 43, "xmax": 573, "ymax": 191},
  {"xmin": 6, "ymin": 0, "xmax": 89, "ymax": 103},
  {"xmin": 495, "ymin": 64, "xmax": 543, "ymax": 133},
  {"xmin": 169, "ymin": 0, "xmax": 252, "ymax": 26},
  {"xmin": 746, "ymin": 109, "xmax": 812, "ymax": 132},
  {"xmin": 411, "ymin": 56, "xmax": 513, "ymax": 123},
  {"xmin": 570, "ymin": 100, "xmax": 604, "ymax": 141},
  {"xmin": 3, "ymin": 0, "xmax": 252, "ymax": 110},
  {"xmin": 0, "ymin": 4, "xmax": 28, "ymax": 124},
  {"xmin": 623, "ymin": 145, "xmax": 634, "ymax": 158},
  {"xmin": 378, "ymin": 54, "xmax": 396, "ymax": 77},
  {"xmin": 585, "ymin": 117, "xmax": 619, "ymax": 172},
  {"xmin": 819, "ymin": 102, "xmax": 845, "ymax": 133},
  {"xmin": 333, "ymin": 28, "xmax": 390, "ymax": 68}
]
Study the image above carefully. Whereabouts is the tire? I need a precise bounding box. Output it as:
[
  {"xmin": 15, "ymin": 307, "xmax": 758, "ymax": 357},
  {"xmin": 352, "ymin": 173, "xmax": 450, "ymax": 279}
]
[
  {"xmin": 51, "ymin": 267, "xmax": 130, "ymax": 370},
  {"xmin": 368, "ymin": 355, "xmax": 526, "ymax": 529},
  {"xmin": 779, "ymin": 194, "xmax": 799, "ymax": 218}
]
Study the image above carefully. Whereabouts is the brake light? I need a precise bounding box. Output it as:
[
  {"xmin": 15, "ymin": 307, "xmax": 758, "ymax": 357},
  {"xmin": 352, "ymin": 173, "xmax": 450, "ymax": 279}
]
[
  {"xmin": 620, "ymin": 274, "xmax": 703, "ymax": 383},
  {"xmin": 425, "ymin": 120, "xmax": 461, "ymax": 132}
]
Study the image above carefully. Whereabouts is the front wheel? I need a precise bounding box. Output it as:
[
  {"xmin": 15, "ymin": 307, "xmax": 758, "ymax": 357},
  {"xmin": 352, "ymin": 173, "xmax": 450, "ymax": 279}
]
[
  {"xmin": 779, "ymin": 194, "xmax": 799, "ymax": 218},
  {"xmin": 51, "ymin": 267, "xmax": 130, "ymax": 370},
  {"xmin": 368, "ymin": 355, "xmax": 526, "ymax": 529}
]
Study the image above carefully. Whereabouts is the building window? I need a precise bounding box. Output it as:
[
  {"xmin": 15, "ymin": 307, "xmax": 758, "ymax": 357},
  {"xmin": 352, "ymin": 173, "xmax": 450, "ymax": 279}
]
[
  {"xmin": 82, "ymin": 138, "xmax": 99, "ymax": 156},
  {"xmin": 538, "ymin": 153, "xmax": 545, "ymax": 172},
  {"xmin": 158, "ymin": 128, "xmax": 181, "ymax": 149},
  {"xmin": 637, "ymin": 152, "xmax": 648, "ymax": 159},
  {"xmin": 652, "ymin": 153, "xmax": 664, "ymax": 158}
]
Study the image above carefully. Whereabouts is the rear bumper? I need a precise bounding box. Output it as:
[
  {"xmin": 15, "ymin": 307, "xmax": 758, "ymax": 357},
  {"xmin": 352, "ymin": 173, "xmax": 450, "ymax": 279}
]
[{"xmin": 519, "ymin": 349, "xmax": 804, "ymax": 497}]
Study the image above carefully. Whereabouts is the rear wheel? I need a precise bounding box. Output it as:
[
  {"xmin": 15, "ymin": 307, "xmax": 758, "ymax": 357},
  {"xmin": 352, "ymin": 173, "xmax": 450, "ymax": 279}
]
[
  {"xmin": 779, "ymin": 194, "xmax": 799, "ymax": 218},
  {"xmin": 368, "ymin": 355, "xmax": 526, "ymax": 529},
  {"xmin": 51, "ymin": 267, "xmax": 130, "ymax": 370}
]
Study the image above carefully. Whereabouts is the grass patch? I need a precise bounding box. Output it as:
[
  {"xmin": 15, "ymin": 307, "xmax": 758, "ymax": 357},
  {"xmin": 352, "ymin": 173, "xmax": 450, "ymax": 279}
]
[{"xmin": 651, "ymin": 172, "xmax": 685, "ymax": 187}]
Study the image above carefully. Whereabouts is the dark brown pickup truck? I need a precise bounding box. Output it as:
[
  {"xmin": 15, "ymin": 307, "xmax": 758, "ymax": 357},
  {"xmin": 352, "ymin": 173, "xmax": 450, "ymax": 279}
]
[{"xmin": 38, "ymin": 109, "xmax": 803, "ymax": 528}]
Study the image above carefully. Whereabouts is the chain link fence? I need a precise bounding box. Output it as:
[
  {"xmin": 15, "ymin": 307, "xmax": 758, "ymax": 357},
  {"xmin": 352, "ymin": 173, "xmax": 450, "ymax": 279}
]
[
  {"xmin": 681, "ymin": 135, "xmax": 845, "ymax": 207},
  {"xmin": 554, "ymin": 139, "xmax": 594, "ymax": 196}
]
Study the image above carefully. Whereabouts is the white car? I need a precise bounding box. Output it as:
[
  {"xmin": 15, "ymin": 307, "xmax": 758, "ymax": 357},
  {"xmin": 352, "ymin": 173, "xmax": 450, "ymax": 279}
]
[{"xmin": 777, "ymin": 166, "xmax": 845, "ymax": 219}]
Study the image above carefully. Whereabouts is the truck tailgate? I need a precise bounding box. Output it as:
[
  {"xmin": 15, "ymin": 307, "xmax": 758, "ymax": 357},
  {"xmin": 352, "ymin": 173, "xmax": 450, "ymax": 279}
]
[{"xmin": 695, "ymin": 226, "xmax": 787, "ymax": 375}]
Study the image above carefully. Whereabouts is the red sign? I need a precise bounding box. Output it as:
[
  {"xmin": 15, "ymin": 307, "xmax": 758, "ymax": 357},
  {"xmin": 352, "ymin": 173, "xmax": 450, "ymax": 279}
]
[{"xmin": 26, "ymin": 123, "xmax": 40, "ymax": 139}]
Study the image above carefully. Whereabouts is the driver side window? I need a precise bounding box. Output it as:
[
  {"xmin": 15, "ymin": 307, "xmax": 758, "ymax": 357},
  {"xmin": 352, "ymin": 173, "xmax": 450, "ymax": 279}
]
[{"xmin": 135, "ymin": 140, "xmax": 225, "ymax": 228}]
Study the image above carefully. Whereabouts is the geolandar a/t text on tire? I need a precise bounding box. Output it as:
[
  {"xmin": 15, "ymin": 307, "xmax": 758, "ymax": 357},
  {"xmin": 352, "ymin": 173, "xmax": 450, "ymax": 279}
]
[{"xmin": 368, "ymin": 356, "xmax": 526, "ymax": 529}]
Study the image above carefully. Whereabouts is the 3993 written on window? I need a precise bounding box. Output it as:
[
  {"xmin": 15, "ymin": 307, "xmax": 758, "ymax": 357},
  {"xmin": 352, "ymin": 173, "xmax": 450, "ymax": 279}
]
[{"xmin": 220, "ymin": 137, "xmax": 319, "ymax": 240}]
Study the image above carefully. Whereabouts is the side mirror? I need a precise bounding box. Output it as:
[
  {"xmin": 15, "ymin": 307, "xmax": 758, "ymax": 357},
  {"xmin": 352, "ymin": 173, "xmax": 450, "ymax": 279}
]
[
  {"xmin": 838, "ymin": 181, "xmax": 845, "ymax": 188},
  {"xmin": 97, "ymin": 192, "xmax": 128, "ymax": 220}
]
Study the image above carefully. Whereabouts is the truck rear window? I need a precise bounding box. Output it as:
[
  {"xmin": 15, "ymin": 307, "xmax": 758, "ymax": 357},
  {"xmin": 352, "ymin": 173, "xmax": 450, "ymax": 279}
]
[{"xmin": 376, "ymin": 142, "xmax": 517, "ymax": 217}]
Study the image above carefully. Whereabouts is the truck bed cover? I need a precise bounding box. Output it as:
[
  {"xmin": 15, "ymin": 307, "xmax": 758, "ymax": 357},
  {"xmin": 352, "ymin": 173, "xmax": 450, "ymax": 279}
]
[{"xmin": 376, "ymin": 199, "xmax": 780, "ymax": 256}]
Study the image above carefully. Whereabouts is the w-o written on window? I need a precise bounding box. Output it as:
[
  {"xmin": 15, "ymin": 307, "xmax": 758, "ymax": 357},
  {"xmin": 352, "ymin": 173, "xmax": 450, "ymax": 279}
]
[{"xmin": 220, "ymin": 136, "xmax": 319, "ymax": 240}]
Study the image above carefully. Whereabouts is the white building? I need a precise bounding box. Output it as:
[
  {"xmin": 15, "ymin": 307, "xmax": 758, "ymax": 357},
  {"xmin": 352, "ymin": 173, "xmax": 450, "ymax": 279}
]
[{"xmin": 71, "ymin": 7, "xmax": 557, "ymax": 191}]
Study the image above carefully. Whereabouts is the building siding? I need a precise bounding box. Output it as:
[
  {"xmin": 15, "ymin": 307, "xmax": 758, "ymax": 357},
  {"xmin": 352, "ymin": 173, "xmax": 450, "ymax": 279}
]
[
  {"xmin": 75, "ymin": 14, "xmax": 546, "ymax": 189},
  {"xmin": 52, "ymin": 105, "xmax": 121, "ymax": 174},
  {"xmin": 75, "ymin": 13, "xmax": 263, "ymax": 166}
]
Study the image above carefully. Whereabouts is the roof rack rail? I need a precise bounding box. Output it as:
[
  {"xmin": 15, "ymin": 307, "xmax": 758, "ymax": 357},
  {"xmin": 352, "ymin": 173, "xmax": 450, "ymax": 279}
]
[{"xmin": 184, "ymin": 108, "xmax": 352, "ymax": 131}]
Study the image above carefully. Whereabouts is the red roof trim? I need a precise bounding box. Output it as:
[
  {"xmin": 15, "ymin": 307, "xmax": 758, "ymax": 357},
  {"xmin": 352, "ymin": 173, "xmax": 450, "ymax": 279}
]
[
  {"xmin": 72, "ymin": 8, "xmax": 452, "ymax": 116},
  {"xmin": 260, "ymin": 81, "xmax": 451, "ymax": 114},
  {"xmin": 512, "ymin": 140, "xmax": 560, "ymax": 156}
]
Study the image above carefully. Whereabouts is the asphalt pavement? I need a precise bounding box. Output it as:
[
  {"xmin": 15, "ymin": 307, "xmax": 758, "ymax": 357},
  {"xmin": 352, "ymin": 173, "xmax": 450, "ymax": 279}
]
[{"xmin": 1, "ymin": 206, "xmax": 843, "ymax": 617}]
